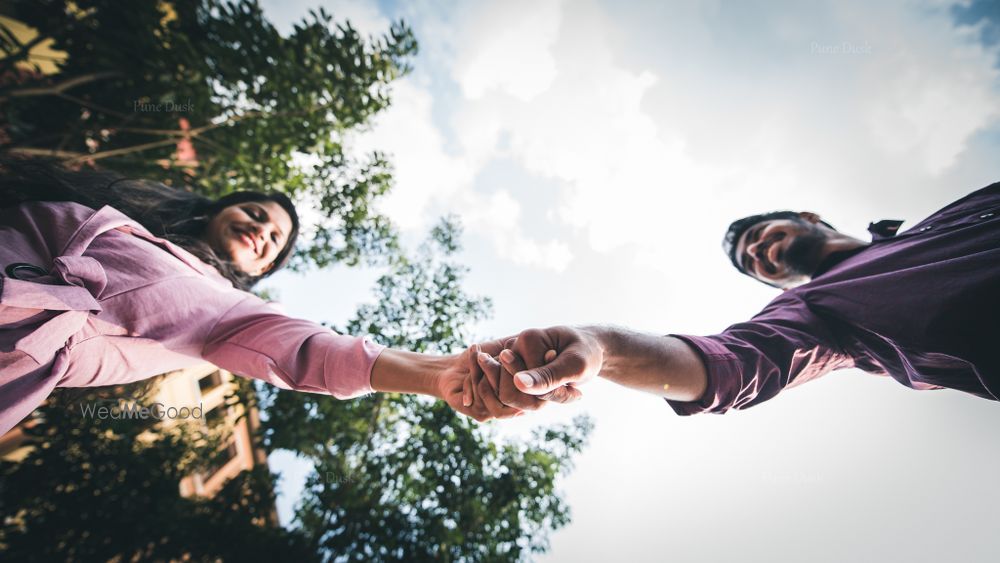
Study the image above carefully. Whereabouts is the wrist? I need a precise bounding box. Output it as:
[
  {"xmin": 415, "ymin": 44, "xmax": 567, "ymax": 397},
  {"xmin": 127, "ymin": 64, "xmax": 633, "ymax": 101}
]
[
  {"xmin": 578, "ymin": 325, "xmax": 620, "ymax": 379},
  {"xmin": 370, "ymin": 349, "xmax": 449, "ymax": 398},
  {"xmin": 579, "ymin": 325, "xmax": 610, "ymax": 366}
]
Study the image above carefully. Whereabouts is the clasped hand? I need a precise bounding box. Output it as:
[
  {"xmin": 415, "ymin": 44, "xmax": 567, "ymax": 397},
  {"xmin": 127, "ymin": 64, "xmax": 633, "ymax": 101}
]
[{"xmin": 443, "ymin": 326, "xmax": 604, "ymax": 422}]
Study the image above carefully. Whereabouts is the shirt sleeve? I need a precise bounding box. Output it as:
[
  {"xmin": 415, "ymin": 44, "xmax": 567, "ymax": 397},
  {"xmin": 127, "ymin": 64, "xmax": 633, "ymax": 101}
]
[
  {"xmin": 665, "ymin": 292, "xmax": 853, "ymax": 416},
  {"xmin": 200, "ymin": 295, "xmax": 384, "ymax": 399}
]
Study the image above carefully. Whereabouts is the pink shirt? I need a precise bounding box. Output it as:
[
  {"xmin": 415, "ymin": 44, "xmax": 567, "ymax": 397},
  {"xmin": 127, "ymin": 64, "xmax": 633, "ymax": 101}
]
[{"xmin": 0, "ymin": 201, "xmax": 383, "ymax": 435}]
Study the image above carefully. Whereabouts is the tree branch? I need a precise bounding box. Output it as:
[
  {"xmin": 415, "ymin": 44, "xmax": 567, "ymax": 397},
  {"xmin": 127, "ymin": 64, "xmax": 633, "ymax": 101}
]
[
  {"xmin": 57, "ymin": 91, "xmax": 129, "ymax": 119},
  {"xmin": 63, "ymin": 138, "xmax": 178, "ymax": 164},
  {"xmin": 4, "ymin": 147, "xmax": 84, "ymax": 159},
  {"xmin": 0, "ymin": 71, "xmax": 121, "ymax": 102}
]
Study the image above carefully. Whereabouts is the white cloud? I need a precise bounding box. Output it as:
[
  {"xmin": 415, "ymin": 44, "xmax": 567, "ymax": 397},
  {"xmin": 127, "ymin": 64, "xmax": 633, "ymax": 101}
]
[
  {"xmin": 464, "ymin": 190, "xmax": 574, "ymax": 270},
  {"xmin": 450, "ymin": 0, "xmax": 724, "ymax": 271},
  {"xmin": 347, "ymin": 79, "xmax": 574, "ymax": 271},
  {"xmin": 846, "ymin": 0, "xmax": 1000, "ymax": 174},
  {"xmin": 451, "ymin": 0, "xmax": 564, "ymax": 101},
  {"xmin": 438, "ymin": 0, "xmax": 1000, "ymax": 273},
  {"xmin": 349, "ymin": 80, "xmax": 474, "ymax": 230}
]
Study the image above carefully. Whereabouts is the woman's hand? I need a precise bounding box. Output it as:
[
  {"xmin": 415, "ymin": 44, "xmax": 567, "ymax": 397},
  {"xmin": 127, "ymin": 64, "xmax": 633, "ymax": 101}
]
[
  {"xmin": 437, "ymin": 343, "xmax": 523, "ymax": 422},
  {"xmin": 369, "ymin": 337, "xmax": 574, "ymax": 422},
  {"xmin": 369, "ymin": 344, "xmax": 522, "ymax": 422}
]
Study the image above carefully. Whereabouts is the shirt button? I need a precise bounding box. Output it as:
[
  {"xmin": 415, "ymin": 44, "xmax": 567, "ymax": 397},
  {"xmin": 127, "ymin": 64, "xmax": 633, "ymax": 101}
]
[{"xmin": 980, "ymin": 212, "xmax": 994, "ymax": 219}]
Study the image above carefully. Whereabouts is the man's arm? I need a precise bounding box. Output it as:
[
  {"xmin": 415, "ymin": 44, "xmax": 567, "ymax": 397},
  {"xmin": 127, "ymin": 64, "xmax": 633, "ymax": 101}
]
[
  {"xmin": 499, "ymin": 326, "xmax": 708, "ymax": 403},
  {"xmin": 499, "ymin": 292, "xmax": 851, "ymax": 415},
  {"xmin": 585, "ymin": 327, "xmax": 708, "ymax": 402}
]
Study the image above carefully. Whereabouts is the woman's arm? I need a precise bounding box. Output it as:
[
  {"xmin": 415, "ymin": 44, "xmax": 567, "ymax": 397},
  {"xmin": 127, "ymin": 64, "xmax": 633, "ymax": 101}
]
[
  {"xmin": 369, "ymin": 348, "xmax": 443, "ymax": 396},
  {"xmin": 371, "ymin": 347, "xmax": 523, "ymax": 422},
  {"xmin": 201, "ymin": 295, "xmax": 516, "ymax": 421}
]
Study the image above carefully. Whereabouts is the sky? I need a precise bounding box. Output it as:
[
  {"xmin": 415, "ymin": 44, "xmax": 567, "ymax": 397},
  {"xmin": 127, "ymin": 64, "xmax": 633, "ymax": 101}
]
[{"xmin": 257, "ymin": 1, "xmax": 1000, "ymax": 561}]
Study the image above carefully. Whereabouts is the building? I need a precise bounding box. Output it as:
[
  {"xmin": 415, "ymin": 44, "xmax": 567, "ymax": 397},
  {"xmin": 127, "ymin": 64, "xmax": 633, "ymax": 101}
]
[
  {"xmin": 159, "ymin": 364, "xmax": 274, "ymax": 508},
  {"xmin": 0, "ymin": 363, "xmax": 279, "ymax": 526}
]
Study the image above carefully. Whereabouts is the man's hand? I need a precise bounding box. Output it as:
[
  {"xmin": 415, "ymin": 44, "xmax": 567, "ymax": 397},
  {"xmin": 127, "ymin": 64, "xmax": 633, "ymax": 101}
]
[
  {"xmin": 451, "ymin": 326, "xmax": 709, "ymax": 417},
  {"xmin": 504, "ymin": 326, "xmax": 604, "ymax": 399},
  {"xmin": 473, "ymin": 343, "xmax": 579, "ymax": 411},
  {"xmin": 457, "ymin": 326, "xmax": 604, "ymax": 416}
]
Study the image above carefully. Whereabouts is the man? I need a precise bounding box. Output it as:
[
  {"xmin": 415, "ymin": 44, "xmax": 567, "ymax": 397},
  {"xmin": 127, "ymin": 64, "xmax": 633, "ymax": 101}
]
[{"xmin": 469, "ymin": 182, "xmax": 999, "ymax": 416}]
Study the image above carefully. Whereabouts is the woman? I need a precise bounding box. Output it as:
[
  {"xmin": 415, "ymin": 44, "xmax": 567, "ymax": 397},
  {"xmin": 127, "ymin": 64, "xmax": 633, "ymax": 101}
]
[{"xmin": 0, "ymin": 157, "xmax": 522, "ymax": 435}]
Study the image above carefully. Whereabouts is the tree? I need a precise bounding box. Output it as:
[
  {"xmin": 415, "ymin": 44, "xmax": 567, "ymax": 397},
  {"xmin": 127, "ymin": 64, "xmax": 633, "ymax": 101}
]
[
  {"xmin": 261, "ymin": 218, "xmax": 593, "ymax": 562},
  {"xmin": 0, "ymin": 0, "xmax": 416, "ymax": 268},
  {"xmin": 1, "ymin": 4, "xmax": 593, "ymax": 560}
]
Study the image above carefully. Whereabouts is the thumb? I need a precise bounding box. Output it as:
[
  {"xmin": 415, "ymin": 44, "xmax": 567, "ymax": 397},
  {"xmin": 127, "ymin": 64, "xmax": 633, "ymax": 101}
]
[{"xmin": 512, "ymin": 351, "xmax": 588, "ymax": 395}]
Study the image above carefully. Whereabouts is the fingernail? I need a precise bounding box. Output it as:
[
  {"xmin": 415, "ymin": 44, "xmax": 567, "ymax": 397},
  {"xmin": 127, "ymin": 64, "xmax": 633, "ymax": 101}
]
[
  {"xmin": 499, "ymin": 349, "xmax": 514, "ymax": 363},
  {"xmin": 515, "ymin": 372, "xmax": 535, "ymax": 388},
  {"xmin": 463, "ymin": 396, "xmax": 472, "ymax": 407},
  {"xmin": 478, "ymin": 352, "xmax": 490, "ymax": 362}
]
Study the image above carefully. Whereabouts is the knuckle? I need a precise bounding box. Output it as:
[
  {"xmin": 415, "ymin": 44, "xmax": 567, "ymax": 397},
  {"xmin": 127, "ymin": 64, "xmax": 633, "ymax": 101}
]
[
  {"xmin": 546, "ymin": 387, "xmax": 574, "ymax": 404},
  {"xmin": 477, "ymin": 377, "xmax": 492, "ymax": 394},
  {"xmin": 498, "ymin": 387, "xmax": 517, "ymax": 405},
  {"xmin": 534, "ymin": 365, "xmax": 554, "ymax": 385},
  {"xmin": 540, "ymin": 389, "xmax": 563, "ymax": 402},
  {"xmin": 521, "ymin": 398, "xmax": 543, "ymax": 411},
  {"xmin": 521, "ymin": 327, "xmax": 544, "ymax": 341}
]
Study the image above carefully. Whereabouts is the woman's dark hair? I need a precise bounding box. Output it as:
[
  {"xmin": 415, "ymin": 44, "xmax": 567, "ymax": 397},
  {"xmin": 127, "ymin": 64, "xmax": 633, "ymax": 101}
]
[{"xmin": 0, "ymin": 156, "xmax": 299, "ymax": 290}]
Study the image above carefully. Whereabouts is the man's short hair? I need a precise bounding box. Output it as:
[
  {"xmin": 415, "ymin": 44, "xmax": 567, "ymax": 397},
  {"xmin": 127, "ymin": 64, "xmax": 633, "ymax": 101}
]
[{"xmin": 723, "ymin": 211, "xmax": 820, "ymax": 276}]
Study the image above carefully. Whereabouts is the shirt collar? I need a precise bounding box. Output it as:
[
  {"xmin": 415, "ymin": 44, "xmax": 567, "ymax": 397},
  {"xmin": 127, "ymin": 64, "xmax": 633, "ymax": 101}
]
[{"xmin": 867, "ymin": 219, "xmax": 904, "ymax": 241}]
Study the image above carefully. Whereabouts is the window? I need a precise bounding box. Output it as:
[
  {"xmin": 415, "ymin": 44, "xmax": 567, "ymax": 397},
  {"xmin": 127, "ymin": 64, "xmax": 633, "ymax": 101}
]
[
  {"xmin": 198, "ymin": 371, "xmax": 224, "ymax": 393},
  {"xmin": 204, "ymin": 438, "xmax": 239, "ymax": 478},
  {"xmin": 204, "ymin": 404, "xmax": 228, "ymax": 428}
]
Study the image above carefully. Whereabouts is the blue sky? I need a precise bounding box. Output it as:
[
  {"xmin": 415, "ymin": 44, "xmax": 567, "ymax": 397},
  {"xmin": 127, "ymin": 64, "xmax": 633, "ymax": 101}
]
[{"xmin": 258, "ymin": 1, "xmax": 1000, "ymax": 560}]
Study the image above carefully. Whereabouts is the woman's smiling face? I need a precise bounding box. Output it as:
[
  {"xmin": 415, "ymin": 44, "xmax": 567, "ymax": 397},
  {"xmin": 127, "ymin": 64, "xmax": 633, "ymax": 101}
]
[{"xmin": 205, "ymin": 200, "xmax": 293, "ymax": 276}]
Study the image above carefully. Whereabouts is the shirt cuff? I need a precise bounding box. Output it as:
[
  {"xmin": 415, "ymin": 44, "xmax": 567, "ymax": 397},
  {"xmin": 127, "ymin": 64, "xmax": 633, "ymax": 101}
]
[
  {"xmin": 663, "ymin": 334, "xmax": 743, "ymax": 416},
  {"xmin": 323, "ymin": 336, "xmax": 385, "ymax": 399}
]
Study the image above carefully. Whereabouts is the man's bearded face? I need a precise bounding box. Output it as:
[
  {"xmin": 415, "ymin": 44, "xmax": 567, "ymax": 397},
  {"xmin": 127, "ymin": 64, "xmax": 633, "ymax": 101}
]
[{"xmin": 735, "ymin": 217, "xmax": 829, "ymax": 287}]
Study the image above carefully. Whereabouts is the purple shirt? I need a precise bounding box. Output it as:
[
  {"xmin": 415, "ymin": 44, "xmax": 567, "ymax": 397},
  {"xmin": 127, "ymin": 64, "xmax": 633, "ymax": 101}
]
[
  {"xmin": 1, "ymin": 201, "xmax": 383, "ymax": 436},
  {"xmin": 667, "ymin": 182, "xmax": 1000, "ymax": 415}
]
